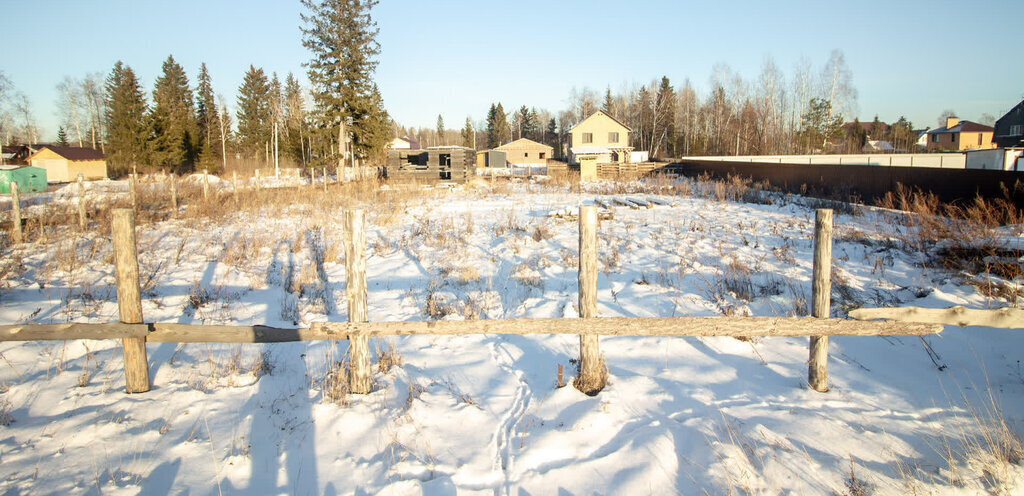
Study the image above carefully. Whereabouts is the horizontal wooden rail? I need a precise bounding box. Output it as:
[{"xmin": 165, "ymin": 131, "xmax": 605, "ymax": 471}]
[
  {"xmin": 0, "ymin": 317, "xmax": 941, "ymax": 343},
  {"xmin": 850, "ymin": 305, "xmax": 1024, "ymax": 329}
]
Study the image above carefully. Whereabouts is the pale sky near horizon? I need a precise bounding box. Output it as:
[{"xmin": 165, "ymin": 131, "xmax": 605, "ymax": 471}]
[{"xmin": 2, "ymin": 0, "xmax": 1022, "ymax": 141}]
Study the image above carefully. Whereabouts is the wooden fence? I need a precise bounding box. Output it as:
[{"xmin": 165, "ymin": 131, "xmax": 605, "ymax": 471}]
[{"xmin": 0, "ymin": 200, "xmax": 950, "ymax": 396}]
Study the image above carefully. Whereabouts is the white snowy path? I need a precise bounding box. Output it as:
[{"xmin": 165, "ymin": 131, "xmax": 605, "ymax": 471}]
[{"xmin": 0, "ymin": 180, "xmax": 1022, "ymax": 494}]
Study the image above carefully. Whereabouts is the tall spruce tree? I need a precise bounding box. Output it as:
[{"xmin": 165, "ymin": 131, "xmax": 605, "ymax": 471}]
[
  {"xmin": 461, "ymin": 117, "xmax": 474, "ymax": 149},
  {"xmin": 235, "ymin": 65, "xmax": 272, "ymax": 159},
  {"xmin": 487, "ymin": 103, "xmax": 509, "ymax": 148},
  {"xmin": 195, "ymin": 63, "xmax": 222, "ymax": 170},
  {"xmin": 301, "ymin": 0, "xmax": 387, "ymax": 165},
  {"xmin": 104, "ymin": 61, "xmax": 149, "ymax": 176},
  {"xmin": 436, "ymin": 114, "xmax": 445, "ymax": 145},
  {"xmin": 150, "ymin": 55, "xmax": 198, "ymax": 171},
  {"xmin": 283, "ymin": 72, "xmax": 308, "ymax": 165},
  {"xmin": 57, "ymin": 126, "xmax": 68, "ymax": 146}
]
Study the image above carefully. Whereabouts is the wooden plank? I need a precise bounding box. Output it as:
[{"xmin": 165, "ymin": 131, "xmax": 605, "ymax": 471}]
[
  {"xmin": 849, "ymin": 305, "xmax": 1024, "ymax": 329},
  {"xmin": 808, "ymin": 209, "xmax": 833, "ymax": 392},
  {"xmin": 0, "ymin": 323, "xmax": 148, "ymax": 341},
  {"xmin": 626, "ymin": 197, "xmax": 652, "ymax": 208},
  {"xmin": 0, "ymin": 317, "xmax": 942, "ymax": 344},
  {"xmin": 112, "ymin": 209, "xmax": 150, "ymax": 393}
]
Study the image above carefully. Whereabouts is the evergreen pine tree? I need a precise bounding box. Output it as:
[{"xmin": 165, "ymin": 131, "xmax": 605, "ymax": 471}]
[
  {"xmin": 301, "ymin": 0, "xmax": 387, "ymax": 164},
  {"xmin": 104, "ymin": 61, "xmax": 149, "ymax": 176},
  {"xmin": 57, "ymin": 126, "xmax": 68, "ymax": 146},
  {"xmin": 487, "ymin": 103, "xmax": 509, "ymax": 148},
  {"xmin": 283, "ymin": 72, "xmax": 308, "ymax": 164},
  {"xmin": 545, "ymin": 118, "xmax": 557, "ymax": 150},
  {"xmin": 195, "ymin": 63, "xmax": 223, "ymax": 170},
  {"xmin": 602, "ymin": 86, "xmax": 614, "ymax": 116},
  {"xmin": 235, "ymin": 65, "xmax": 272, "ymax": 159},
  {"xmin": 436, "ymin": 114, "xmax": 445, "ymax": 145},
  {"xmin": 357, "ymin": 84, "xmax": 391, "ymax": 162},
  {"xmin": 461, "ymin": 118, "xmax": 474, "ymax": 149},
  {"xmin": 150, "ymin": 55, "xmax": 198, "ymax": 172}
]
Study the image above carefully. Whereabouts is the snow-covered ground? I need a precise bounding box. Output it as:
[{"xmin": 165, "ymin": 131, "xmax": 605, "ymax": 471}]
[{"xmin": 1, "ymin": 177, "xmax": 1022, "ymax": 494}]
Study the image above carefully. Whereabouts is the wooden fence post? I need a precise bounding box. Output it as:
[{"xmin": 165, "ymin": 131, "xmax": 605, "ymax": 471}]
[
  {"xmin": 111, "ymin": 209, "xmax": 150, "ymax": 393},
  {"xmin": 808, "ymin": 209, "xmax": 833, "ymax": 392},
  {"xmin": 9, "ymin": 181, "xmax": 22, "ymax": 244},
  {"xmin": 344, "ymin": 208, "xmax": 370, "ymax": 394},
  {"xmin": 77, "ymin": 173, "xmax": 87, "ymax": 230},
  {"xmin": 322, "ymin": 167, "xmax": 328, "ymax": 192},
  {"xmin": 206, "ymin": 169, "xmax": 213, "ymax": 198},
  {"xmin": 169, "ymin": 175, "xmax": 177, "ymax": 217},
  {"xmin": 577, "ymin": 204, "xmax": 605, "ymax": 394},
  {"xmin": 129, "ymin": 174, "xmax": 137, "ymax": 210},
  {"xmin": 255, "ymin": 169, "xmax": 261, "ymax": 194}
]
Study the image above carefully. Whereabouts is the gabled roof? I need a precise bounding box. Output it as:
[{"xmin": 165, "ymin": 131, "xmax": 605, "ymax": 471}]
[
  {"xmin": 568, "ymin": 110, "xmax": 632, "ymax": 133},
  {"xmin": 32, "ymin": 145, "xmax": 106, "ymax": 161},
  {"xmin": 495, "ymin": 138, "xmax": 552, "ymax": 151},
  {"xmin": 926, "ymin": 120, "xmax": 993, "ymax": 134},
  {"xmin": 392, "ymin": 136, "xmax": 422, "ymax": 149}
]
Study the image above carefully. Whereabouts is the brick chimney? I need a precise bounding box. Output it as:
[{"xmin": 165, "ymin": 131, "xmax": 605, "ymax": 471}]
[{"xmin": 945, "ymin": 116, "xmax": 960, "ymax": 129}]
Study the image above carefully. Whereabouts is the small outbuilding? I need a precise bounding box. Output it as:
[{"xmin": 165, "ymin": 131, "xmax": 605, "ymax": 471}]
[
  {"xmin": 495, "ymin": 138, "xmax": 553, "ymax": 167},
  {"xmin": 27, "ymin": 146, "xmax": 108, "ymax": 183},
  {"xmin": 0, "ymin": 165, "xmax": 48, "ymax": 193}
]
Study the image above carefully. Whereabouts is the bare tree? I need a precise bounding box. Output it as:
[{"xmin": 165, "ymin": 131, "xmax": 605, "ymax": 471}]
[
  {"xmin": 937, "ymin": 109, "xmax": 957, "ymax": 127},
  {"xmin": 820, "ymin": 49, "xmax": 857, "ymax": 130},
  {"xmin": 80, "ymin": 73, "xmax": 105, "ymax": 151},
  {"xmin": 56, "ymin": 76, "xmax": 85, "ymax": 147},
  {"xmin": 13, "ymin": 93, "xmax": 37, "ymax": 144}
]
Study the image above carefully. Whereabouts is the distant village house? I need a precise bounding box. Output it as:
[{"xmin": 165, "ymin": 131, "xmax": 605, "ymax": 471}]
[
  {"xmin": 925, "ymin": 117, "xmax": 995, "ymax": 151},
  {"xmin": 27, "ymin": 146, "xmax": 108, "ymax": 182},
  {"xmin": 993, "ymin": 99, "xmax": 1024, "ymax": 148}
]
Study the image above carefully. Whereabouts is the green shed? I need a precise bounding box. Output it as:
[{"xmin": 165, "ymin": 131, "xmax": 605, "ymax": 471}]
[{"xmin": 0, "ymin": 165, "xmax": 48, "ymax": 193}]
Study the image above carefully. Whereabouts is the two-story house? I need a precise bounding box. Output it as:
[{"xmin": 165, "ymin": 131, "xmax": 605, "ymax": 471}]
[
  {"xmin": 567, "ymin": 110, "xmax": 633, "ymax": 167},
  {"xmin": 993, "ymin": 99, "xmax": 1024, "ymax": 148},
  {"xmin": 925, "ymin": 116, "xmax": 995, "ymax": 151}
]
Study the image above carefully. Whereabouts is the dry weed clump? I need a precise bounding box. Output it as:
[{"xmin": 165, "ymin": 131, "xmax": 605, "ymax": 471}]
[
  {"xmin": 376, "ymin": 340, "xmax": 403, "ymax": 374},
  {"xmin": 877, "ymin": 184, "xmax": 1024, "ymax": 302}
]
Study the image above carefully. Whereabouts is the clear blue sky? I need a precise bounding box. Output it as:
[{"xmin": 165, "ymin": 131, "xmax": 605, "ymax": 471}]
[{"xmin": 3, "ymin": 0, "xmax": 1022, "ymax": 141}]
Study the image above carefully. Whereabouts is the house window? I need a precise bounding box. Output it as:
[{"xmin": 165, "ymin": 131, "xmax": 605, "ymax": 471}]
[
  {"xmin": 1011, "ymin": 124, "xmax": 1024, "ymax": 136},
  {"xmin": 524, "ymin": 152, "xmax": 529, "ymax": 158},
  {"xmin": 582, "ymin": 133, "xmax": 593, "ymax": 144},
  {"xmin": 978, "ymin": 133, "xmax": 983, "ymax": 146},
  {"xmin": 932, "ymin": 134, "xmax": 938, "ymax": 142},
  {"xmin": 539, "ymin": 152, "xmax": 546, "ymax": 159},
  {"xmin": 609, "ymin": 132, "xmax": 619, "ymax": 143}
]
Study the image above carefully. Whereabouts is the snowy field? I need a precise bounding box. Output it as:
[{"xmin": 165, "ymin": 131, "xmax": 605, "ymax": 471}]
[{"xmin": 1, "ymin": 176, "xmax": 1023, "ymax": 494}]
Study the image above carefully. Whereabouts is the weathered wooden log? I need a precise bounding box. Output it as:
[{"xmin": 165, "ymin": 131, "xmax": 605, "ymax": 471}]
[
  {"xmin": 345, "ymin": 208, "xmax": 370, "ymax": 394},
  {"xmin": 112, "ymin": 209, "xmax": 150, "ymax": 393},
  {"xmin": 577, "ymin": 204, "xmax": 605, "ymax": 394},
  {"xmin": 0, "ymin": 317, "xmax": 942, "ymax": 343},
  {"xmin": 850, "ymin": 305, "xmax": 1024, "ymax": 329},
  {"xmin": 129, "ymin": 174, "xmax": 137, "ymax": 210},
  {"xmin": 169, "ymin": 175, "xmax": 178, "ymax": 216},
  {"xmin": 202, "ymin": 169, "xmax": 209, "ymax": 200},
  {"xmin": 77, "ymin": 173, "xmax": 87, "ymax": 229},
  {"xmin": 9, "ymin": 181, "xmax": 22, "ymax": 243},
  {"xmin": 808, "ymin": 209, "xmax": 833, "ymax": 392}
]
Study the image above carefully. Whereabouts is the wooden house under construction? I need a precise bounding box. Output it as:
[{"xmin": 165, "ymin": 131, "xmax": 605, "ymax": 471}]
[{"xmin": 384, "ymin": 146, "xmax": 476, "ymax": 183}]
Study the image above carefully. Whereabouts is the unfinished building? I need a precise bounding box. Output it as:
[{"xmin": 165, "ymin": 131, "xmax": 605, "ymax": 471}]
[{"xmin": 384, "ymin": 146, "xmax": 476, "ymax": 183}]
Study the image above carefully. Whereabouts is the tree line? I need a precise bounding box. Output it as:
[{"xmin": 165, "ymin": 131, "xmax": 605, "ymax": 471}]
[{"xmin": 0, "ymin": 0, "xmax": 390, "ymax": 177}]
